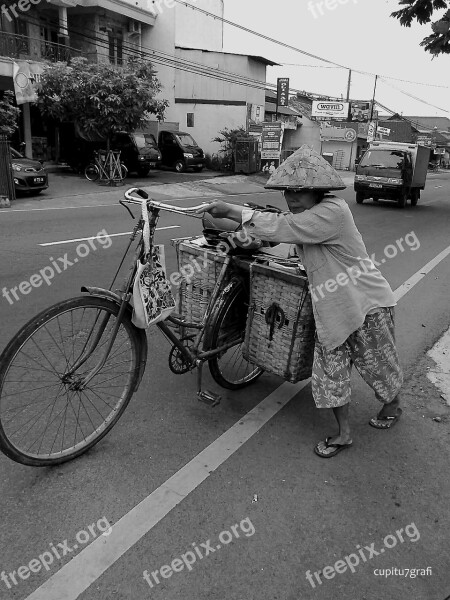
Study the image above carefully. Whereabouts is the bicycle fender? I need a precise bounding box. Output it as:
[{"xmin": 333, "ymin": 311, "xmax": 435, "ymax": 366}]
[{"xmin": 81, "ymin": 286, "xmax": 148, "ymax": 393}]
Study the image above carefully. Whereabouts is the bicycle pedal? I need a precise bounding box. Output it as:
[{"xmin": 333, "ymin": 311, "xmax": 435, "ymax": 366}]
[{"xmin": 197, "ymin": 390, "xmax": 221, "ymax": 407}]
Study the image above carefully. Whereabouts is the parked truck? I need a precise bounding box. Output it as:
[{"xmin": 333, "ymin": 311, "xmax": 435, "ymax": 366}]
[{"xmin": 354, "ymin": 141, "xmax": 430, "ymax": 208}]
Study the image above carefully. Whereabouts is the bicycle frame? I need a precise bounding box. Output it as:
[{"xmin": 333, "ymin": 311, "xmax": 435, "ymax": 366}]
[{"xmin": 75, "ymin": 190, "xmax": 249, "ymax": 397}]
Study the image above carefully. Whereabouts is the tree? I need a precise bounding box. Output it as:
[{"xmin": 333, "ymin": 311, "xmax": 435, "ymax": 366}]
[
  {"xmin": 0, "ymin": 91, "xmax": 20, "ymax": 137},
  {"xmin": 391, "ymin": 0, "xmax": 450, "ymax": 55},
  {"xmin": 36, "ymin": 57, "xmax": 169, "ymax": 180},
  {"xmin": 212, "ymin": 126, "xmax": 254, "ymax": 171}
]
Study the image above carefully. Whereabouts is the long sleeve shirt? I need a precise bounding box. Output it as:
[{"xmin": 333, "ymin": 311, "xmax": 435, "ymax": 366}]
[{"xmin": 241, "ymin": 196, "xmax": 396, "ymax": 351}]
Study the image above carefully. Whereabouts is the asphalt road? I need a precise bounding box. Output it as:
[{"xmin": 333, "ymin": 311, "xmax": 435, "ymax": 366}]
[{"xmin": 0, "ymin": 172, "xmax": 449, "ymax": 600}]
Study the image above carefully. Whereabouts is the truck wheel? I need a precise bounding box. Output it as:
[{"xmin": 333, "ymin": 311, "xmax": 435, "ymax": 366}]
[
  {"xmin": 398, "ymin": 191, "xmax": 407, "ymax": 208},
  {"xmin": 174, "ymin": 160, "xmax": 186, "ymax": 173},
  {"xmin": 356, "ymin": 192, "xmax": 364, "ymax": 204},
  {"xmin": 410, "ymin": 189, "xmax": 420, "ymax": 206}
]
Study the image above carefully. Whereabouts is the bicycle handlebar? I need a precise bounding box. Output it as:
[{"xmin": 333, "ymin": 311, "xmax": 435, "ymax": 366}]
[{"xmin": 123, "ymin": 188, "xmax": 209, "ymax": 219}]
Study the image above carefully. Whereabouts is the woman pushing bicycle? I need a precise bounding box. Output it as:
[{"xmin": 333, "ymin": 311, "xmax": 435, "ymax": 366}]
[{"xmin": 196, "ymin": 145, "xmax": 403, "ymax": 458}]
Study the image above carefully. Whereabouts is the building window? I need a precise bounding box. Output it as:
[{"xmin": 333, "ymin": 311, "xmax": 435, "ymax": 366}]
[
  {"xmin": 15, "ymin": 19, "xmax": 28, "ymax": 37},
  {"xmin": 187, "ymin": 113, "xmax": 194, "ymax": 128},
  {"xmin": 109, "ymin": 33, "xmax": 123, "ymax": 65}
]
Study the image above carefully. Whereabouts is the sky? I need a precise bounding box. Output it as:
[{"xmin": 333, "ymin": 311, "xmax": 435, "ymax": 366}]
[{"xmin": 221, "ymin": 0, "xmax": 450, "ymax": 118}]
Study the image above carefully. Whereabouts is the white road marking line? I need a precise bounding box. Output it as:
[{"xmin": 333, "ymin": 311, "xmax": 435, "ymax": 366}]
[
  {"xmin": 39, "ymin": 226, "xmax": 181, "ymax": 246},
  {"xmin": 0, "ymin": 191, "xmax": 278, "ymax": 214},
  {"xmin": 427, "ymin": 326, "xmax": 450, "ymax": 406},
  {"xmin": 393, "ymin": 243, "xmax": 450, "ymax": 302},
  {"xmin": 23, "ymin": 243, "xmax": 450, "ymax": 600},
  {"xmin": 23, "ymin": 380, "xmax": 311, "ymax": 600},
  {"xmin": 0, "ymin": 204, "xmax": 120, "ymax": 213}
]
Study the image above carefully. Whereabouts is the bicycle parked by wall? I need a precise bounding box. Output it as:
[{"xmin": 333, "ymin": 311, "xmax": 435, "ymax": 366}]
[{"xmin": 84, "ymin": 150, "xmax": 128, "ymax": 183}]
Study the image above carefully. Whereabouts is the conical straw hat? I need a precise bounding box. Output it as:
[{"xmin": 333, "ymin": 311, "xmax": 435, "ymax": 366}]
[{"xmin": 265, "ymin": 145, "xmax": 346, "ymax": 191}]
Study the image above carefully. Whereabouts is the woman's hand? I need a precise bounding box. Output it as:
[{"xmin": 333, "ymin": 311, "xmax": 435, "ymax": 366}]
[
  {"xmin": 195, "ymin": 201, "xmax": 244, "ymax": 222},
  {"xmin": 195, "ymin": 200, "xmax": 231, "ymax": 218}
]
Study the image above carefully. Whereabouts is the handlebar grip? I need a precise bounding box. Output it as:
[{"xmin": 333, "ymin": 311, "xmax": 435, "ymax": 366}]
[{"xmin": 136, "ymin": 189, "xmax": 149, "ymax": 200}]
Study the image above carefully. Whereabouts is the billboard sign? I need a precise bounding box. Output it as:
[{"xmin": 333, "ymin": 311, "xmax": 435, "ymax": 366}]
[
  {"xmin": 277, "ymin": 78, "xmax": 290, "ymax": 107},
  {"xmin": 349, "ymin": 101, "xmax": 374, "ymax": 123},
  {"xmin": 311, "ymin": 101, "xmax": 350, "ymax": 121},
  {"xmin": 13, "ymin": 61, "xmax": 44, "ymax": 105}
]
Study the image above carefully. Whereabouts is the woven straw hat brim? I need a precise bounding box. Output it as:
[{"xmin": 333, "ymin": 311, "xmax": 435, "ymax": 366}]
[{"xmin": 264, "ymin": 145, "xmax": 347, "ymax": 191}]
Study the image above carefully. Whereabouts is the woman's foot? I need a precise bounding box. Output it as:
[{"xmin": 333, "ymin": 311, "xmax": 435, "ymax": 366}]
[{"xmin": 314, "ymin": 435, "xmax": 353, "ymax": 458}]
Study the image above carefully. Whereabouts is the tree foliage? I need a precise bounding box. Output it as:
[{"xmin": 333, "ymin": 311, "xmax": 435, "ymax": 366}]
[
  {"xmin": 36, "ymin": 57, "xmax": 169, "ymax": 142},
  {"xmin": 0, "ymin": 91, "xmax": 20, "ymax": 137},
  {"xmin": 391, "ymin": 0, "xmax": 450, "ymax": 55},
  {"xmin": 212, "ymin": 126, "xmax": 254, "ymax": 171}
]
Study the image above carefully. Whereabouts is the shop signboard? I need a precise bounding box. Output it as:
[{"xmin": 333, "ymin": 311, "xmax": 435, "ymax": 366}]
[
  {"xmin": 416, "ymin": 134, "xmax": 432, "ymax": 146},
  {"xmin": 311, "ymin": 101, "xmax": 350, "ymax": 121},
  {"xmin": 377, "ymin": 126, "xmax": 391, "ymax": 136},
  {"xmin": 13, "ymin": 61, "xmax": 44, "ymax": 105},
  {"xmin": 277, "ymin": 78, "xmax": 290, "ymax": 107},
  {"xmin": 320, "ymin": 124, "xmax": 357, "ymax": 142},
  {"xmin": 367, "ymin": 121, "xmax": 376, "ymax": 142},
  {"xmin": 260, "ymin": 122, "xmax": 284, "ymax": 172}
]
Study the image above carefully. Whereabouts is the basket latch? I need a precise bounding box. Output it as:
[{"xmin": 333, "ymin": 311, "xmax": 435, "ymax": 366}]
[{"xmin": 265, "ymin": 303, "xmax": 286, "ymax": 341}]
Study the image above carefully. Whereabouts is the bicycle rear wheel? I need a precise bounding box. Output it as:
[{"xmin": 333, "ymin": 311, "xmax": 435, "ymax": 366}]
[
  {"xmin": 120, "ymin": 163, "xmax": 128, "ymax": 179},
  {"xmin": 85, "ymin": 164, "xmax": 99, "ymax": 182},
  {"xmin": 0, "ymin": 296, "xmax": 141, "ymax": 466},
  {"xmin": 206, "ymin": 279, "xmax": 263, "ymax": 389}
]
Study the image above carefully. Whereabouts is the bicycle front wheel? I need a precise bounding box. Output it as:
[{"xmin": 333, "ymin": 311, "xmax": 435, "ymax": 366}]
[
  {"xmin": 0, "ymin": 297, "xmax": 141, "ymax": 466},
  {"xmin": 206, "ymin": 279, "xmax": 263, "ymax": 390},
  {"xmin": 85, "ymin": 164, "xmax": 99, "ymax": 182}
]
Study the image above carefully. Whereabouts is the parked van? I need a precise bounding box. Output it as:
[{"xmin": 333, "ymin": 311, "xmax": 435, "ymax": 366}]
[
  {"xmin": 111, "ymin": 131, "xmax": 162, "ymax": 177},
  {"xmin": 158, "ymin": 130, "xmax": 205, "ymax": 172},
  {"xmin": 65, "ymin": 128, "xmax": 161, "ymax": 176}
]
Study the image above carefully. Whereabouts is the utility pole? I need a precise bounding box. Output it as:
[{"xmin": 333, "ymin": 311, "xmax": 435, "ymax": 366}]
[
  {"xmin": 346, "ymin": 69, "xmax": 352, "ymax": 102},
  {"xmin": 370, "ymin": 74, "xmax": 378, "ymax": 121}
]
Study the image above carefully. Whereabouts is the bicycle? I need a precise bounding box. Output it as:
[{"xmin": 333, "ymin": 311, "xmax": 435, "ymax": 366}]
[
  {"xmin": 0, "ymin": 188, "xmax": 279, "ymax": 467},
  {"xmin": 85, "ymin": 151, "xmax": 128, "ymax": 182}
]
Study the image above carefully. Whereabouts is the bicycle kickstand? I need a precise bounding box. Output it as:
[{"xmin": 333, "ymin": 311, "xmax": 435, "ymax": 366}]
[{"xmin": 196, "ymin": 362, "xmax": 221, "ymax": 407}]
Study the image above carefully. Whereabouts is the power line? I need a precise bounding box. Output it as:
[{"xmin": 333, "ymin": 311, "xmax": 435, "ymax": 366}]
[
  {"xmin": 175, "ymin": 0, "xmax": 450, "ymax": 93},
  {"xmin": 379, "ymin": 77, "xmax": 449, "ymax": 113}
]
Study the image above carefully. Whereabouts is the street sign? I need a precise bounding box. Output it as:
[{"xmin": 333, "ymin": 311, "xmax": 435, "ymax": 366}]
[{"xmin": 277, "ymin": 78, "xmax": 290, "ymax": 107}]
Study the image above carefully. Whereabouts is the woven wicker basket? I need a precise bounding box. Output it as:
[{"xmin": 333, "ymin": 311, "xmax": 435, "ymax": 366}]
[
  {"xmin": 175, "ymin": 240, "xmax": 230, "ymax": 325},
  {"xmin": 243, "ymin": 263, "xmax": 316, "ymax": 383}
]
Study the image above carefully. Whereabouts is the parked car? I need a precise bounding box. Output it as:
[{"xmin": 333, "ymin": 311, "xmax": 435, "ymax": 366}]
[
  {"xmin": 158, "ymin": 130, "xmax": 205, "ymax": 172},
  {"xmin": 10, "ymin": 148, "xmax": 48, "ymax": 195}
]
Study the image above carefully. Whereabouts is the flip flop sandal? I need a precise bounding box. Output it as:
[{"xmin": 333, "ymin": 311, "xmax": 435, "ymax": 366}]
[
  {"xmin": 314, "ymin": 437, "xmax": 353, "ymax": 459},
  {"xmin": 369, "ymin": 408, "xmax": 403, "ymax": 430}
]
